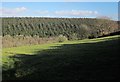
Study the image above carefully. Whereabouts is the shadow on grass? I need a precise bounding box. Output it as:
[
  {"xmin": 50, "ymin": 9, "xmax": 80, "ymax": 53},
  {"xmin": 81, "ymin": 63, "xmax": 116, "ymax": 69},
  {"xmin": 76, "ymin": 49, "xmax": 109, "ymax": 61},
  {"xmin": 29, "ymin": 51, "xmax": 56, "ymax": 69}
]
[{"xmin": 2, "ymin": 38, "xmax": 120, "ymax": 80}]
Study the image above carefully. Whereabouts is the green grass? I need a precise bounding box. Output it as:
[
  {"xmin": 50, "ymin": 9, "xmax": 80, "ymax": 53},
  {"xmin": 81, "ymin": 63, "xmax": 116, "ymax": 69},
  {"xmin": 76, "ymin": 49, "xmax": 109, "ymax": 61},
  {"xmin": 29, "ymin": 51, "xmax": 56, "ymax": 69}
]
[{"xmin": 2, "ymin": 35, "xmax": 120, "ymax": 80}]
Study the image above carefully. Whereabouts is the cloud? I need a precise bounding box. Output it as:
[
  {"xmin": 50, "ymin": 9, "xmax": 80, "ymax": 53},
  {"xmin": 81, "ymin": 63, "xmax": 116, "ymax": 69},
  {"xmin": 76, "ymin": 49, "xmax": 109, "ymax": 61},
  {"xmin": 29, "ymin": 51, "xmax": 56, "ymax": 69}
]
[
  {"xmin": 15, "ymin": 7, "xmax": 27, "ymax": 13},
  {"xmin": 1, "ymin": 8, "xmax": 98, "ymax": 18},
  {"xmin": 54, "ymin": 10, "xmax": 98, "ymax": 16},
  {"xmin": 35, "ymin": 10, "xmax": 49, "ymax": 15},
  {"xmin": 96, "ymin": 16, "xmax": 112, "ymax": 19},
  {"xmin": 35, "ymin": 10, "xmax": 98, "ymax": 17},
  {"xmin": 0, "ymin": 7, "xmax": 27, "ymax": 16}
]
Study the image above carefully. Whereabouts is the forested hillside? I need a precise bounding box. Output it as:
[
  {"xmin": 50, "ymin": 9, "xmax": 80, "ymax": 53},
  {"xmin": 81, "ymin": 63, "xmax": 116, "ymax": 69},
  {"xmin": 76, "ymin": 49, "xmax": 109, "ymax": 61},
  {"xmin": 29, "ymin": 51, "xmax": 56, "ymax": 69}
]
[
  {"xmin": 2, "ymin": 17, "xmax": 119, "ymax": 38},
  {"xmin": 2, "ymin": 17, "xmax": 119, "ymax": 48}
]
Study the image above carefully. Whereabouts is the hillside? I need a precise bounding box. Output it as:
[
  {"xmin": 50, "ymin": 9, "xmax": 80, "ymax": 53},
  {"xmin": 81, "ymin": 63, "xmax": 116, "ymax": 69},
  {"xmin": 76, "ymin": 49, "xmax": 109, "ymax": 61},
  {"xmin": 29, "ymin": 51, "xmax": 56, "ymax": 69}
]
[
  {"xmin": 2, "ymin": 17, "xmax": 119, "ymax": 48},
  {"xmin": 2, "ymin": 17, "xmax": 119, "ymax": 38},
  {"xmin": 2, "ymin": 35, "xmax": 120, "ymax": 80}
]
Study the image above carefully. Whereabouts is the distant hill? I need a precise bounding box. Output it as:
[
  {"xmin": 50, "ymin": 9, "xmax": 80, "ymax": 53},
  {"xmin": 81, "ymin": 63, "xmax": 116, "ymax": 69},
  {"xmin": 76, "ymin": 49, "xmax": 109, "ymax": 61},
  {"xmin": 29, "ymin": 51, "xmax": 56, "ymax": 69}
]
[{"xmin": 2, "ymin": 17, "xmax": 119, "ymax": 40}]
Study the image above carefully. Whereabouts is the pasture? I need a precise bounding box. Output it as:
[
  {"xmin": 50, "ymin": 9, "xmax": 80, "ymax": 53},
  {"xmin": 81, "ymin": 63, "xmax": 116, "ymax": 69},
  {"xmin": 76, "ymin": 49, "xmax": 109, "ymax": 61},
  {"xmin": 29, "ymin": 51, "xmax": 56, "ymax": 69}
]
[{"xmin": 2, "ymin": 35, "xmax": 120, "ymax": 80}]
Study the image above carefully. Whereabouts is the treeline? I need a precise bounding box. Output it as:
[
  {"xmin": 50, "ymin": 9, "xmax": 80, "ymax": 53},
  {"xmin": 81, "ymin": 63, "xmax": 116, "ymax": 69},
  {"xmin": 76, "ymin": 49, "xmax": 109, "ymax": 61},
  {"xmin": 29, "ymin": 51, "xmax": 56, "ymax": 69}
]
[
  {"xmin": 2, "ymin": 17, "xmax": 119, "ymax": 40},
  {"xmin": 98, "ymin": 31, "xmax": 120, "ymax": 38}
]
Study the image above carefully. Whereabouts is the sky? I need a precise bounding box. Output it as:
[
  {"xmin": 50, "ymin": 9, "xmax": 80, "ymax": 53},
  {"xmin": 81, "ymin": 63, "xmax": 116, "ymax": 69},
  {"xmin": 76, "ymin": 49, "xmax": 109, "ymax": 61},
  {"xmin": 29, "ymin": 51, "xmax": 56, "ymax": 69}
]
[
  {"xmin": 0, "ymin": 2, "xmax": 118, "ymax": 20},
  {"xmin": 1, "ymin": 0, "xmax": 119, "ymax": 2}
]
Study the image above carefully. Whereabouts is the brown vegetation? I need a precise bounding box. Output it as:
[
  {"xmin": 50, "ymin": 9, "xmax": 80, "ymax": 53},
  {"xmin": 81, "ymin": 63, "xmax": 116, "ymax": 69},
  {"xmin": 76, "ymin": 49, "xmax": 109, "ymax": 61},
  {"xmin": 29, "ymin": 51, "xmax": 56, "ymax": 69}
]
[{"xmin": 2, "ymin": 35, "xmax": 58, "ymax": 48}]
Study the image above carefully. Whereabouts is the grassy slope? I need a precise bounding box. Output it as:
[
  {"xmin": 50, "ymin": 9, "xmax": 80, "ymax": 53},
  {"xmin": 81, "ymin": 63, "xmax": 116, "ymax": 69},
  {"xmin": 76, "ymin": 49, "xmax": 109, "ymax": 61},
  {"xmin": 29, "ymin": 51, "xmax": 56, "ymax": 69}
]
[{"xmin": 2, "ymin": 35, "xmax": 120, "ymax": 80}]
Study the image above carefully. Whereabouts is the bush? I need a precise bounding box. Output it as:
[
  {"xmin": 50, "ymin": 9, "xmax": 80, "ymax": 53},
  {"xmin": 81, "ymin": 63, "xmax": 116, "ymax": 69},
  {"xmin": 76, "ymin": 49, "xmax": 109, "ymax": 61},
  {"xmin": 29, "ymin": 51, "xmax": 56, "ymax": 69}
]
[
  {"xmin": 57, "ymin": 35, "xmax": 68, "ymax": 42},
  {"xmin": 68, "ymin": 33, "xmax": 78, "ymax": 40}
]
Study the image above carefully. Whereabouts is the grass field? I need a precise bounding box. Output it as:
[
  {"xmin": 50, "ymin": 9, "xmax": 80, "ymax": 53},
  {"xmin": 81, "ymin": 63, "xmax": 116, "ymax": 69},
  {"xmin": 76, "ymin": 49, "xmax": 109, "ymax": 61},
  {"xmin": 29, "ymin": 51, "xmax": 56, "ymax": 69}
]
[{"xmin": 2, "ymin": 35, "xmax": 120, "ymax": 80}]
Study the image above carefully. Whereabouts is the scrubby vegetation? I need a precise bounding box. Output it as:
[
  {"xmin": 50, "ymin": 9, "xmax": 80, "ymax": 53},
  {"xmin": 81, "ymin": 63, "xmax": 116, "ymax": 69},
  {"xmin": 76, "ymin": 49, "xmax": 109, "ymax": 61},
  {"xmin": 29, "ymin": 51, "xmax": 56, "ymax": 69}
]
[
  {"xmin": 57, "ymin": 35, "xmax": 68, "ymax": 42},
  {"xmin": 2, "ymin": 17, "xmax": 119, "ymax": 48},
  {"xmin": 2, "ymin": 35, "xmax": 58, "ymax": 48}
]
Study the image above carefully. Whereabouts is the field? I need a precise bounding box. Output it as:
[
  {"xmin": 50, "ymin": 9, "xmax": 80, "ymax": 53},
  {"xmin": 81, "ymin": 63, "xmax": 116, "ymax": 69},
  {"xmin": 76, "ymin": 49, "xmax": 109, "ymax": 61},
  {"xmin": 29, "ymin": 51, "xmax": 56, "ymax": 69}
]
[{"xmin": 2, "ymin": 35, "xmax": 120, "ymax": 80}]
